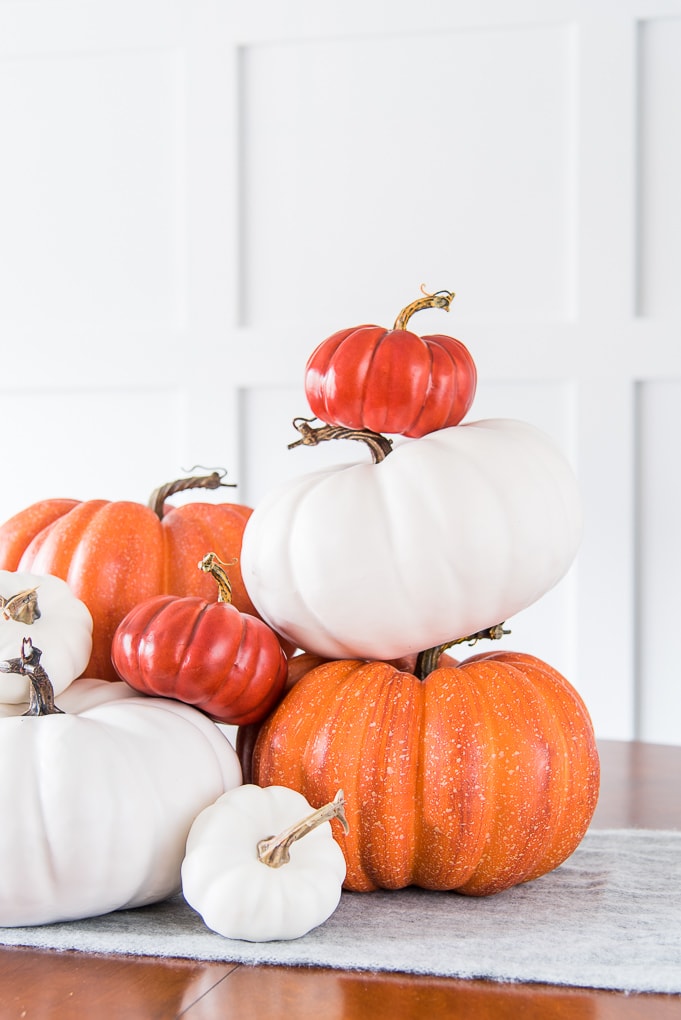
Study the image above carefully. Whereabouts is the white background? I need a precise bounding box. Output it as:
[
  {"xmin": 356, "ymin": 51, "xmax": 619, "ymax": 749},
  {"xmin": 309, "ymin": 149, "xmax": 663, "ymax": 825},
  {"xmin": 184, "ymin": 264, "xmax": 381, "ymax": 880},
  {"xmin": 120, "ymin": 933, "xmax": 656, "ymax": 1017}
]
[{"xmin": 1, "ymin": 0, "xmax": 679, "ymax": 744}]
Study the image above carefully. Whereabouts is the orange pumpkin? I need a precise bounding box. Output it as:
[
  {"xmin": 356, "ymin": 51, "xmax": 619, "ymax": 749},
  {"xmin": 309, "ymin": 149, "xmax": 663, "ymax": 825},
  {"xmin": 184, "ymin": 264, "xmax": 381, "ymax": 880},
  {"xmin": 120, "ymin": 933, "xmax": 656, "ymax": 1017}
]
[
  {"xmin": 0, "ymin": 473, "xmax": 280, "ymax": 681},
  {"xmin": 252, "ymin": 649, "xmax": 600, "ymax": 896}
]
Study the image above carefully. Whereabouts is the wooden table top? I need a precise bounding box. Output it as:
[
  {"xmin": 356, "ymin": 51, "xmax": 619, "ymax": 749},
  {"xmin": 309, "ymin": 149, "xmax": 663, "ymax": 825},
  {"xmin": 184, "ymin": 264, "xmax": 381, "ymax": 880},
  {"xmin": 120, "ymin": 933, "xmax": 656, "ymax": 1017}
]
[{"xmin": 1, "ymin": 739, "xmax": 680, "ymax": 1019}]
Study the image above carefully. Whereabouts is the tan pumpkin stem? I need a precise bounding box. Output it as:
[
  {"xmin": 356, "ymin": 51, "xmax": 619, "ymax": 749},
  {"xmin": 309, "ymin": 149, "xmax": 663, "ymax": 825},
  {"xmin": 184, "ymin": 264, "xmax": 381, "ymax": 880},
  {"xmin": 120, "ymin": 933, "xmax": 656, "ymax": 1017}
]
[
  {"xmin": 415, "ymin": 624, "xmax": 511, "ymax": 680},
  {"xmin": 288, "ymin": 418, "xmax": 393, "ymax": 464},
  {"xmin": 0, "ymin": 587, "xmax": 41, "ymax": 625},
  {"xmin": 197, "ymin": 552, "xmax": 235, "ymax": 604},
  {"xmin": 257, "ymin": 790, "xmax": 349, "ymax": 869},
  {"xmin": 148, "ymin": 470, "xmax": 236, "ymax": 520},
  {"xmin": 0, "ymin": 637, "xmax": 64, "ymax": 716},
  {"xmin": 393, "ymin": 285, "xmax": 455, "ymax": 331}
]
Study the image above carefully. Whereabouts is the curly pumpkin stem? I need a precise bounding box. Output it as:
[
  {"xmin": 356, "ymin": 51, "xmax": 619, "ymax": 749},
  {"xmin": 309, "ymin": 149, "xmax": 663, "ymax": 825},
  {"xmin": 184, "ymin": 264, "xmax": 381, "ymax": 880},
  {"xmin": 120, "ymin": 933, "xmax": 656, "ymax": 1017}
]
[
  {"xmin": 148, "ymin": 470, "xmax": 236, "ymax": 520},
  {"xmin": 0, "ymin": 637, "xmax": 64, "ymax": 716},
  {"xmin": 414, "ymin": 623, "xmax": 511, "ymax": 680},
  {"xmin": 288, "ymin": 418, "xmax": 393, "ymax": 464},
  {"xmin": 393, "ymin": 285, "xmax": 455, "ymax": 331},
  {"xmin": 197, "ymin": 551, "xmax": 236, "ymax": 604},
  {"xmin": 257, "ymin": 790, "xmax": 349, "ymax": 869}
]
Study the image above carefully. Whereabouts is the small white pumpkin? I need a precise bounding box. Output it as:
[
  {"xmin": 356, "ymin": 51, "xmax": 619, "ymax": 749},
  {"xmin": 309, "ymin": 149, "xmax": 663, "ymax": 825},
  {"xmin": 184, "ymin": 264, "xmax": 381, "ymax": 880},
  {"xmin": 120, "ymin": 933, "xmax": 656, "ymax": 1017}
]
[
  {"xmin": 0, "ymin": 569, "xmax": 92, "ymax": 703},
  {"xmin": 0, "ymin": 643, "xmax": 242, "ymax": 927},
  {"xmin": 182, "ymin": 784, "xmax": 348, "ymax": 941}
]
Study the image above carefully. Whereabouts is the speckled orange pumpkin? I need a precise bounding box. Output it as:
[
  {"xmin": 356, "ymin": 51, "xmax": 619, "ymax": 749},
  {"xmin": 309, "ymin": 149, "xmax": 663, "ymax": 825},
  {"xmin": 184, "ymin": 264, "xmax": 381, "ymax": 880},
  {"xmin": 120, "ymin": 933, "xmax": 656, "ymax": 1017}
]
[{"xmin": 252, "ymin": 650, "xmax": 600, "ymax": 895}]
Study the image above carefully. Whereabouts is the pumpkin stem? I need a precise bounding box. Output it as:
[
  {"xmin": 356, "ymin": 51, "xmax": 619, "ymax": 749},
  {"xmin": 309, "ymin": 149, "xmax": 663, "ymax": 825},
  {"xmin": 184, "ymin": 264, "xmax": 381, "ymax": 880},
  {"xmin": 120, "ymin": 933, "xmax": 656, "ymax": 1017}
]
[
  {"xmin": 0, "ymin": 637, "xmax": 64, "ymax": 716},
  {"xmin": 148, "ymin": 470, "xmax": 236, "ymax": 520},
  {"xmin": 197, "ymin": 552, "xmax": 236, "ymax": 604},
  {"xmin": 288, "ymin": 418, "xmax": 393, "ymax": 464},
  {"xmin": 0, "ymin": 586, "xmax": 41, "ymax": 625},
  {"xmin": 393, "ymin": 285, "xmax": 455, "ymax": 331},
  {"xmin": 414, "ymin": 623, "xmax": 511, "ymax": 680},
  {"xmin": 257, "ymin": 790, "xmax": 349, "ymax": 869}
]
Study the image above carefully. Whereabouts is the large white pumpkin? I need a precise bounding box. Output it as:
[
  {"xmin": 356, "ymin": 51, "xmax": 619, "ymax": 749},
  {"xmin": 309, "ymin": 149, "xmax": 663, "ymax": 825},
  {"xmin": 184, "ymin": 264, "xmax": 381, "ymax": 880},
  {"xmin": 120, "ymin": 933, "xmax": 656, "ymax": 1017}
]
[
  {"xmin": 0, "ymin": 676, "xmax": 242, "ymax": 926},
  {"xmin": 240, "ymin": 419, "xmax": 582, "ymax": 660}
]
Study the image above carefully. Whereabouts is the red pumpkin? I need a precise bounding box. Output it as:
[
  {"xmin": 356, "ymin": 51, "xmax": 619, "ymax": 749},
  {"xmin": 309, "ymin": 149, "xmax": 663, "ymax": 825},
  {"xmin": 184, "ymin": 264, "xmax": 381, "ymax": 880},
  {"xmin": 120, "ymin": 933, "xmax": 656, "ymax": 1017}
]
[
  {"xmin": 111, "ymin": 553, "xmax": 288, "ymax": 726},
  {"xmin": 0, "ymin": 472, "xmax": 286, "ymax": 682},
  {"xmin": 304, "ymin": 288, "xmax": 477, "ymax": 437},
  {"xmin": 252, "ymin": 650, "xmax": 600, "ymax": 896}
]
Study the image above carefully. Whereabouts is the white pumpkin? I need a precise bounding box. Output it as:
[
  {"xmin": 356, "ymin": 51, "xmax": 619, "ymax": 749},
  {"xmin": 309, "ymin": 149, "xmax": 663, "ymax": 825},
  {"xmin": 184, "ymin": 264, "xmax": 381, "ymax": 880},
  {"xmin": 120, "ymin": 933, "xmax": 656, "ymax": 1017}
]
[
  {"xmin": 240, "ymin": 418, "xmax": 582, "ymax": 660},
  {"xmin": 0, "ymin": 673, "xmax": 242, "ymax": 926},
  {"xmin": 182, "ymin": 784, "xmax": 347, "ymax": 941},
  {"xmin": 0, "ymin": 569, "xmax": 92, "ymax": 703}
]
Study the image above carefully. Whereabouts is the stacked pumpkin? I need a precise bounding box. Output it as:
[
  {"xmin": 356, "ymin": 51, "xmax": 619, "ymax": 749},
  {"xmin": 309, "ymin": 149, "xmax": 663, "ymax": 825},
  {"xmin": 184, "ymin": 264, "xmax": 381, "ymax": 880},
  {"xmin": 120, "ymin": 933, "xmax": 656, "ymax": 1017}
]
[
  {"xmin": 236, "ymin": 286, "xmax": 600, "ymax": 896},
  {"xmin": 0, "ymin": 286, "xmax": 600, "ymax": 940}
]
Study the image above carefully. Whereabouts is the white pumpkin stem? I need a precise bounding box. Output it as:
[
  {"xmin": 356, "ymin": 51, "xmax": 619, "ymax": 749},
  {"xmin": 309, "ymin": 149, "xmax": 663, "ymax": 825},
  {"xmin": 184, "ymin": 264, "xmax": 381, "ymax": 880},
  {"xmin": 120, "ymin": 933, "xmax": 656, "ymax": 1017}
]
[
  {"xmin": 0, "ymin": 587, "xmax": 41, "ymax": 625},
  {"xmin": 197, "ymin": 552, "xmax": 237, "ymax": 604},
  {"xmin": 393, "ymin": 286, "xmax": 455, "ymax": 331},
  {"xmin": 257, "ymin": 790, "xmax": 349, "ymax": 869},
  {"xmin": 288, "ymin": 418, "xmax": 393, "ymax": 464},
  {"xmin": 0, "ymin": 637, "xmax": 64, "ymax": 716}
]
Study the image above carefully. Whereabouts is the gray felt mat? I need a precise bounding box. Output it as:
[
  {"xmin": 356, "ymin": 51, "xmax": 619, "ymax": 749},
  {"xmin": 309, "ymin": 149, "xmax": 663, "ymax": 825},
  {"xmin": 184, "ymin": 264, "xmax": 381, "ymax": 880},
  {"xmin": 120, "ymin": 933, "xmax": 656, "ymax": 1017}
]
[{"xmin": 1, "ymin": 829, "xmax": 679, "ymax": 994}]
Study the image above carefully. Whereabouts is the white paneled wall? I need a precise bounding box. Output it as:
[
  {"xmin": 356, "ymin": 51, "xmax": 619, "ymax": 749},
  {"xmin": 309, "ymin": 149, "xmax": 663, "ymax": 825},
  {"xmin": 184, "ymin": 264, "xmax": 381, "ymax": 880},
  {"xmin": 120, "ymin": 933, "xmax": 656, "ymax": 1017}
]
[
  {"xmin": 637, "ymin": 16, "xmax": 681, "ymax": 318},
  {"xmin": 238, "ymin": 20, "xmax": 576, "ymax": 326},
  {"xmin": 0, "ymin": 0, "xmax": 680, "ymax": 745}
]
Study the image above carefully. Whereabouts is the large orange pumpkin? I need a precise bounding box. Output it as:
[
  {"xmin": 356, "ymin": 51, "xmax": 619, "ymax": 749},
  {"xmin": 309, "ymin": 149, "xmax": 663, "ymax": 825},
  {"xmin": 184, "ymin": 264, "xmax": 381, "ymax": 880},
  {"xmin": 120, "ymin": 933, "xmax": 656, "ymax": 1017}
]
[
  {"xmin": 252, "ymin": 649, "xmax": 600, "ymax": 896},
  {"xmin": 0, "ymin": 473, "xmax": 278, "ymax": 681}
]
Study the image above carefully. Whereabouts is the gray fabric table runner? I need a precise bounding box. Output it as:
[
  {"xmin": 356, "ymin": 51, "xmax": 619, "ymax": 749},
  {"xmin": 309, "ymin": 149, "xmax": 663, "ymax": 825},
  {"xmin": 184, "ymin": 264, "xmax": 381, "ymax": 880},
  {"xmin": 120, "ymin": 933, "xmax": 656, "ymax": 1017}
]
[{"xmin": 1, "ymin": 829, "xmax": 679, "ymax": 994}]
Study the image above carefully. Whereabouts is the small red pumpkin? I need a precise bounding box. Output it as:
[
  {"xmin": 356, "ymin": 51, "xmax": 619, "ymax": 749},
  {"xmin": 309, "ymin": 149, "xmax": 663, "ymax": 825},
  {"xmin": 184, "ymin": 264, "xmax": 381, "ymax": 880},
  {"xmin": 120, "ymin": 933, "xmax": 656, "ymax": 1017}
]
[
  {"xmin": 0, "ymin": 472, "xmax": 289, "ymax": 681},
  {"xmin": 111, "ymin": 553, "xmax": 288, "ymax": 726},
  {"xmin": 252, "ymin": 648, "xmax": 600, "ymax": 896},
  {"xmin": 303, "ymin": 287, "xmax": 477, "ymax": 437}
]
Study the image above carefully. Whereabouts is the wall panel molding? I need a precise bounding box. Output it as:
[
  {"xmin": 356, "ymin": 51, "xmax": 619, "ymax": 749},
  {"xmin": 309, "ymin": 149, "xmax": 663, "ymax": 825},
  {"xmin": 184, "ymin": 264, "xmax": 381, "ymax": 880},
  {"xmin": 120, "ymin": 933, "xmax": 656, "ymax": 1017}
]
[{"xmin": 0, "ymin": 0, "xmax": 680, "ymax": 743}]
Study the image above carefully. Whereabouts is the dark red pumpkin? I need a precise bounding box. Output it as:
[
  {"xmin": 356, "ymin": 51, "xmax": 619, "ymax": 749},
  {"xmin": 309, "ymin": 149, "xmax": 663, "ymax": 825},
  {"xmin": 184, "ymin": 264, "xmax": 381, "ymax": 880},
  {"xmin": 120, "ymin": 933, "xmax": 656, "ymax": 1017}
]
[
  {"xmin": 111, "ymin": 553, "xmax": 287, "ymax": 726},
  {"xmin": 304, "ymin": 288, "xmax": 477, "ymax": 438}
]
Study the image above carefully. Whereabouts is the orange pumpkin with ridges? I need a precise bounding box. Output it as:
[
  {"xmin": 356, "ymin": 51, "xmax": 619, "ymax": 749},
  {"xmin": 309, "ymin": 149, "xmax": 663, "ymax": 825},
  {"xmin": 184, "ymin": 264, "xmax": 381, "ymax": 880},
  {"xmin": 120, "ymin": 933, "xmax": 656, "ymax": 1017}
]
[{"xmin": 252, "ymin": 649, "xmax": 600, "ymax": 896}]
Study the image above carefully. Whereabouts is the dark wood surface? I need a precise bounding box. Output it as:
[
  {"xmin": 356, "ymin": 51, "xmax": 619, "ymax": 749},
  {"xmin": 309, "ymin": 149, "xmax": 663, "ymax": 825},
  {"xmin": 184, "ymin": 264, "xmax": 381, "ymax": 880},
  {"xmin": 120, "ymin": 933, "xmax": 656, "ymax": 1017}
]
[{"xmin": 1, "ymin": 739, "xmax": 680, "ymax": 1019}]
